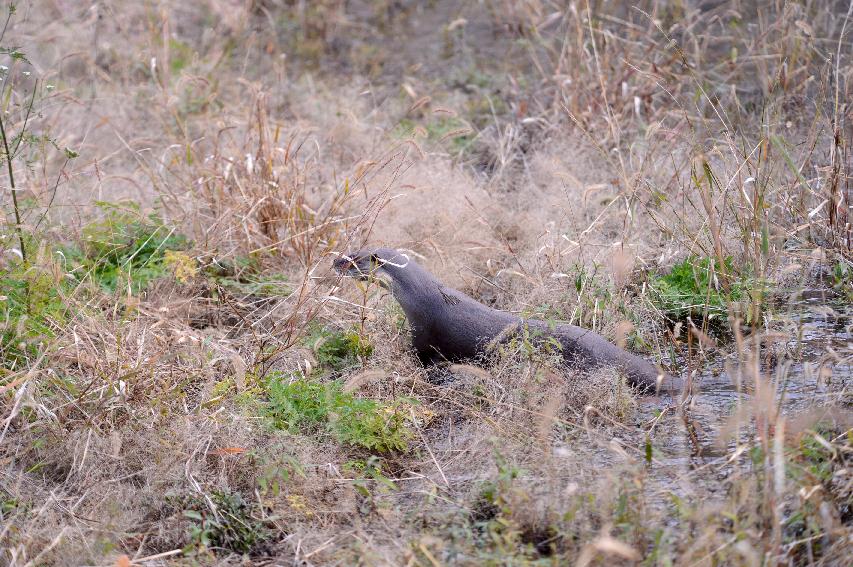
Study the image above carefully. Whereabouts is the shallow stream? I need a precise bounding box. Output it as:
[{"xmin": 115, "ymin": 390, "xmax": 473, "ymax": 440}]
[{"xmin": 638, "ymin": 297, "xmax": 852, "ymax": 499}]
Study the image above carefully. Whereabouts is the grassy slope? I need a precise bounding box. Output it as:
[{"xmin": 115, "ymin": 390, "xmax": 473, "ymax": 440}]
[{"xmin": 0, "ymin": 1, "xmax": 851, "ymax": 565}]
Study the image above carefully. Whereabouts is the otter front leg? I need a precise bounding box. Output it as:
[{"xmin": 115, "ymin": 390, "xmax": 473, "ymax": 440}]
[{"xmin": 409, "ymin": 322, "xmax": 448, "ymax": 365}]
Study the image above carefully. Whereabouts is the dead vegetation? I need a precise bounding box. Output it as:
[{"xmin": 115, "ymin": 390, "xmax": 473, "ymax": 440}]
[{"xmin": 0, "ymin": 0, "xmax": 851, "ymax": 565}]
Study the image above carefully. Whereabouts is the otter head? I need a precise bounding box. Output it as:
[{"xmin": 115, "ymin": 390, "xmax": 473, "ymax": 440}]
[{"xmin": 333, "ymin": 247, "xmax": 411, "ymax": 287}]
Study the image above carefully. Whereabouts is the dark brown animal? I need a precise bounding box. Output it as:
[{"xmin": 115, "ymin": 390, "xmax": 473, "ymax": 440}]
[{"xmin": 334, "ymin": 247, "xmax": 681, "ymax": 394}]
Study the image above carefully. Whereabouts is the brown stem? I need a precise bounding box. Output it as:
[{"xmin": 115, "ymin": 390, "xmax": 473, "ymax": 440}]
[{"xmin": 0, "ymin": 109, "xmax": 25, "ymax": 263}]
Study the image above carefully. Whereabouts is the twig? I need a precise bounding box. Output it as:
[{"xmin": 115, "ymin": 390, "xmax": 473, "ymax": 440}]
[
  {"xmin": 411, "ymin": 408, "xmax": 450, "ymax": 487},
  {"xmin": 0, "ymin": 105, "xmax": 25, "ymax": 262}
]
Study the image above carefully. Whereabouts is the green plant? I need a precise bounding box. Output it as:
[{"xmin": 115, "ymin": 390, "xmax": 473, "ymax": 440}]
[
  {"xmin": 830, "ymin": 261, "xmax": 853, "ymax": 301},
  {"xmin": 65, "ymin": 201, "xmax": 188, "ymax": 292},
  {"xmin": 264, "ymin": 373, "xmax": 413, "ymax": 453},
  {"xmin": 256, "ymin": 451, "xmax": 306, "ymax": 498},
  {"xmin": 461, "ymin": 452, "xmax": 557, "ymax": 561},
  {"xmin": 471, "ymin": 452, "xmax": 522, "ymax": 526},
  {"xmin": 0, "ymin": 4, "xmax": 77, "ymax": 265},
  {"xmin": 501, "ymin": 324, "xmax": 563, "ymax": 364},
  {"xmin": 569, "ymin": 263, "xmax": 613, "ymax": 331},
  {"xmin": 392, "ymin": 115, "xmax": 474, "ymax": 154},
  {"xmin": 0, "ymin": 249, "xmax": 66, "ymax": 369},
  {"xmin": 0, "ymin": 490, "xmax": 19, "ymax": 521},
  {"xmin": 790, "ymin": 429, "xmax": 847, "ymax": 486},
  {"xmin": 345, "ymin": 456, "xmax": 398, "ymax": 498},
  {"xmin": 204, "ymin": 254, "xmax": 290, "ymax": 297},
  {"xmin": 333, "ymin": 394, "xmax": 411, "ymax": 452},
  {"xmin": 0, "ymin": 4, "xmax": 81, "ymax": 373},
  {"xmin": 181, "ymin": 489, "xmax": 268, "ymax": 555},
  {"xmin": 265, "ymin": 376, "xmax": 331, "ymax": 430},
  {"xmin": 650, "ymin": 256, "xmax": 748, "ymax": 332},
  {"xmin": 309, "ymin": 326, "xmax": 374, "ymax": 371},
  {"xmin": 216, "ymin": 272, "xmax": 290, "ymax": 297}
]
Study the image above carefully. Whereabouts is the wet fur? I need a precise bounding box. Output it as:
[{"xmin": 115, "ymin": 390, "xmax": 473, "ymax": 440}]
[{"xmin": 335, "ymin": 247, "xmax": 681, "ymax": 394}]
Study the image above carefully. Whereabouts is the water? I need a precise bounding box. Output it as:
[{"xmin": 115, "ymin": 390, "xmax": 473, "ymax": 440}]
[{"xmin": 637, "ymin": 297, "xmax": 852, "ymax": 500}]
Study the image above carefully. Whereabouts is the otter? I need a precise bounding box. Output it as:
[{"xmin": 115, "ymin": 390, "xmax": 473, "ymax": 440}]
[{"xmin": 334, "ymin": 247, "xmax": 681, "ymax": 394}]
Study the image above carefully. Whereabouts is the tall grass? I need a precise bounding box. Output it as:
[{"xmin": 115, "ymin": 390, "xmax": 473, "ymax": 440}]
[{"xmin": 0, "ymin": 1, "xmax": 849, "ymax": 564}]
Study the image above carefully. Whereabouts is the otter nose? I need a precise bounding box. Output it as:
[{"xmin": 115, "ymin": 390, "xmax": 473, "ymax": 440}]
[{"xmin": 333, "ymin": 256, "xmax": 355, "ymax": 273}]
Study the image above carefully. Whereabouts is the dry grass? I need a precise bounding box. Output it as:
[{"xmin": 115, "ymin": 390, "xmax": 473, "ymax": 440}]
[{"xmin": 0, "ymin": 0, "xmax": 851, "ymax": 565}]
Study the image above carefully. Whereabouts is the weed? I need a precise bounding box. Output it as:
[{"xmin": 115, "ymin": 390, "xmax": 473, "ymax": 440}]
[
  {"xmin": 569, "ymin": 263, "xmax": 613, "ymax": 332},
  {"xmin": 0, "ymin": 247, "xmax": 66, "ymax": 369},
  {"xmin": 461, "ymin": 453, "xmax": 557, "ymax": 561},
  {"xmin": 309, "ymin": 326, "xmax": 374, "ymax": 372},
  {"xmin": 332, "ymin": 393, "xmax": 411, "ymax": 452},
  {"xmin": 795, "ymin": 433, "xmax": 837, "ymax": 484},
  {"xmin": 3, "ymin": 1, "xmax": 852, "ymax": 563},
  {"xmin": 0, "ymin": 490, "xmax": 19, "ymax": 521},
  {"xmin": 265, "ymin": 376, "xmax": 332, "ymax": 430},
  {"xmin": 345, "ymin": 456, "xmax": 398, "ymax": 498},
  {"xmin": 650, "ymin": 256, "xmax": 751, "ymax": 332},
  {"xmin": 393, "ymin": 115, "xmax": 474, "ymax": 155},
  {"xmin": 0, "ymin": 7, "xmax": 76, "ymax": 265},
  {"xmin": 257, "ymin": 450, "xmax": 306, "ymax": 498},
  {"xmin": 789, "ymin": 427, "xmax": 849, "ymax": 490},
  {"xmin": 66, "ymin": 201, "xmax": 188, "ymax": 293},
  {"xmin": 830, "ymin": 261, "xmax": 853, "ymax": 301},
  {"xmin": 203, "ymin": 254, "xmax": 290, "ymax": 297},
  {"xmin": 181, "ymin": 489, "xmax": 268, "ymax": 555},
  {"xmin": 500, "ymin": 324, "xmax": 563, "ymax": 364},
  {"xmin": 163, "ymin": 250, "xmax": 198, "ymax": 284},
  {"xmin": 168, "ymin": 38, "xmax": 195, "ymax": 75},
  {"xmin": 264, "ymin": 373, "xmax": 413, "ymax": 453},
  {"xmin": 227, "ymin": 273, "xmax": 290, "ymax": 297}
]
